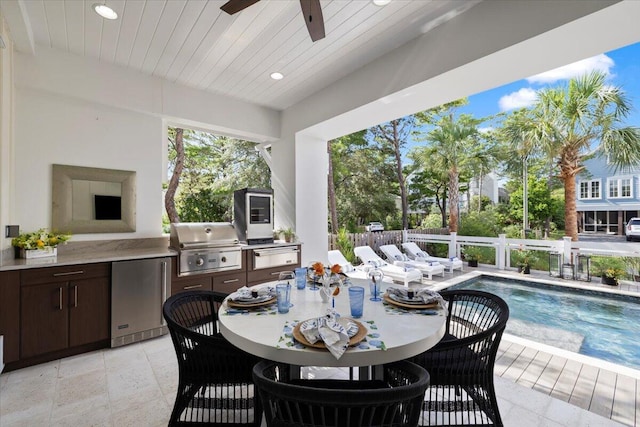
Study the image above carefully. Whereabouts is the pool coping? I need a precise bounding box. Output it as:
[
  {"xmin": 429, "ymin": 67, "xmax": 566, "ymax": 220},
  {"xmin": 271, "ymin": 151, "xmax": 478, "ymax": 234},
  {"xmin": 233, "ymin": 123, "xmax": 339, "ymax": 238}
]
[{"xmin": 432, "ymin": 268, "xmax": 640, "ymax": 380}]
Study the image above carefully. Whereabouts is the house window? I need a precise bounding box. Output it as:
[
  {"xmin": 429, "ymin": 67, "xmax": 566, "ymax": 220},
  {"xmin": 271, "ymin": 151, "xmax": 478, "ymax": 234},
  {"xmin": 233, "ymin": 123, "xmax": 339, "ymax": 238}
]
[
  {"xmin": 607, "ymin": 177, "xmax": 633, "ymax": 199},
  {"xmin": 579, "ymin": 180, "xmax": 601, "ymax": 200}
]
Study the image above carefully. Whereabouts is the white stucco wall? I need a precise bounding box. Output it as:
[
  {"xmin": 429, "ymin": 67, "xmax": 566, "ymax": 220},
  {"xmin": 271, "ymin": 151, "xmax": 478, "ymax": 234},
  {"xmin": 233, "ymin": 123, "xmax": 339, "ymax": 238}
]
[
  {"xmin": 14, "ymin": 88, "xmax": 164, "ymax": 239},
  {"xmin": 1, "ymin": 47, "xmax": 281, "ymax": 245},
  {"xmin": 0, "ymin": 13, "xmax": 14, "ymax": 256}
]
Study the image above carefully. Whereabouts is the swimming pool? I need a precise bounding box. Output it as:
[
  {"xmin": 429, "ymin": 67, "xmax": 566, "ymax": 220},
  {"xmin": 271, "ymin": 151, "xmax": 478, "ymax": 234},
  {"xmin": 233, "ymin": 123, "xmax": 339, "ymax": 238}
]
[{"xmin": 449, "ymin": 277, "xmax": 640, "ymax": 371}]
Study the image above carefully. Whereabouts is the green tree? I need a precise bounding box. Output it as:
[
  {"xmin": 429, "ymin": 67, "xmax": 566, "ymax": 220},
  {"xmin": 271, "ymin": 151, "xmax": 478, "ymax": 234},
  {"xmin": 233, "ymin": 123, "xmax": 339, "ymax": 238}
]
[
  {"xmin": 527, "ymin": 71, "xmax": 640, "ymax": 240},
  {"xmin": 330, "ymin": 130, "xmax": 396, "ymax": 230},
  {"xmin": 508, "ymin": 176, "xmax": 562, "ymax": 231},
  {"xmin": 167, "ymin": 129, "xmax": 271, "ymax": 222},
  {"xmin": 412, "ymin": 114, "xmax": 485, "ymax": 232},
  {"xmin": 371, "ymin": 117, "xmax": 415, "ymax": 229}
]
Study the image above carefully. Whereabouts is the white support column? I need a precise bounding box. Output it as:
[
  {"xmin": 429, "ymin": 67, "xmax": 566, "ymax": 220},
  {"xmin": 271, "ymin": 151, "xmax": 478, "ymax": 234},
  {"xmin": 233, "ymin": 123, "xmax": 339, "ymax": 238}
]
[
  {"xmin": 295, "ymin": 133, "xmax": 328, "ymax": 265},
  {"xmin": 270, "ymin": 137, "xmax": 295, "ymax": 232}
]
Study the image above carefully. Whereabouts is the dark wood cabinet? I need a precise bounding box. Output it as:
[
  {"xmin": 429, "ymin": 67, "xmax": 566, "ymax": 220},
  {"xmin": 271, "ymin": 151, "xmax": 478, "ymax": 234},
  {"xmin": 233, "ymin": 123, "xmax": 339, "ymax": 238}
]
[
  {"xmin": 20, "ymin": 263, "xmax": 110, "ymax": 359},
  {"xmin": 69, "ymin": 276, "xmax": 110, "ymax": 347},
  {"xmin": 21, "ymin": 282, "xmax": 70, "ymax": 358},
  {"xmin": 170, "ymin": 256, "xmax": 246, "ymax": 296},
  {"xmin": 213, "ymin": 271, "xmax": 246, "ymax": 294},
  {"xmin": 0, "ymin": 271, "xmax": 20, "ymax": 364}
]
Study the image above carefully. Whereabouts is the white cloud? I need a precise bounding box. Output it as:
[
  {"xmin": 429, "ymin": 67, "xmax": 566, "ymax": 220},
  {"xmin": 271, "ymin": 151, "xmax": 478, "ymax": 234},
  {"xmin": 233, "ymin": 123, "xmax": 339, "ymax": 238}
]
[
  {"xmin": 526, "ymin": 54, "xmax": 614, "ymax": 84},
  {"xmin": 498, "ymin": 88, "xmax": 538, "ymax": 111},
  {"xmin": 478, "ymin": 127, "xmax": 494, "ymax": 134}
]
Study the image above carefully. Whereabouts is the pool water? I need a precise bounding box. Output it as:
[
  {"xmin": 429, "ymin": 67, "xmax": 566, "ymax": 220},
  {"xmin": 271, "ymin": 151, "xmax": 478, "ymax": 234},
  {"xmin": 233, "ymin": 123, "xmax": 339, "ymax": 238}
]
[{"xmin": 450, "ymin": 277, "xmax": 640, "ymax": 371}]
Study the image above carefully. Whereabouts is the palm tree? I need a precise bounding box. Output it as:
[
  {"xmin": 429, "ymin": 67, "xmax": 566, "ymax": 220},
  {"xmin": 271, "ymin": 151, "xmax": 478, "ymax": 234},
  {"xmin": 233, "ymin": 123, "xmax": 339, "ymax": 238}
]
[
  {"xmin": 528, "ymin": 71, "xmax": 640, "ymax": 241},
  {"xmin": 414, "ymin": 114, "xmax": 483, "ymax": 232}
]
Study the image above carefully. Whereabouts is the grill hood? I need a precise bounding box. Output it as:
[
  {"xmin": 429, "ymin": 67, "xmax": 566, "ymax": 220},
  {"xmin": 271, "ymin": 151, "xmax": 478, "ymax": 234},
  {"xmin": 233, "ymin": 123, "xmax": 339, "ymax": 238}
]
[{"xmin": 169, "ymin": 222, "xmax": 239, "ymax": 250}]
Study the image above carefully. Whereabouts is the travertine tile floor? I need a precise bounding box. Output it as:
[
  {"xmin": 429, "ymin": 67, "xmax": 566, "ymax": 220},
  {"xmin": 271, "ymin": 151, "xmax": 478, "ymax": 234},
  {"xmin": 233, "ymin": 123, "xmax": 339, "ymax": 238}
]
[{"xmin": 0, "ymin": 333, "xmax": 620, "ymax": 426}]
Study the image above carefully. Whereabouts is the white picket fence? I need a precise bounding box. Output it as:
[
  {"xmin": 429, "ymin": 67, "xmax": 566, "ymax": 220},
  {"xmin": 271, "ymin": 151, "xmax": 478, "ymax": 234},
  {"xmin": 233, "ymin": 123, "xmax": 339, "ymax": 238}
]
[{"xmin": 403, "ymin": 231, "xmax": 640, "ymax": 270}]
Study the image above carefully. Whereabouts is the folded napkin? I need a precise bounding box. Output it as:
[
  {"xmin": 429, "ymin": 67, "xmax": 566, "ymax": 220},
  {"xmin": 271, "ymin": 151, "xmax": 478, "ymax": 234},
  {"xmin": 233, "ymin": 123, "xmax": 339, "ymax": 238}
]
[
  {"xmin": 229, "ymin": 286, "xmax": 275, "ymax": 302},
  {"xmin": 386, "ymin": 287, "xmax": 446, "ymax": 309},
  {"xmin": 300, "ymin": 309, "xmax": 350, "ymax": 359}
]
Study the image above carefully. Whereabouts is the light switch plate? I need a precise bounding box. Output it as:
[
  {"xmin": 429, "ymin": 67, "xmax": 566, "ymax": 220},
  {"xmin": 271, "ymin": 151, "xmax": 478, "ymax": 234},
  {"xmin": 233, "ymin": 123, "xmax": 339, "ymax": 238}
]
[{"xmin": 5, "ymin": 225, "xmax": 19, "ymax": 238}]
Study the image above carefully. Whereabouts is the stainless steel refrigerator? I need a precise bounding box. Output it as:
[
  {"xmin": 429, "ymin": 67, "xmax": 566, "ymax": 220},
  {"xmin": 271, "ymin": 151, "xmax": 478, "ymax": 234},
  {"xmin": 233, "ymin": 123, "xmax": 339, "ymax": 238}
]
[{"xmin": 111, "ymin": 257, "xmax": 171, "ymax": 347}]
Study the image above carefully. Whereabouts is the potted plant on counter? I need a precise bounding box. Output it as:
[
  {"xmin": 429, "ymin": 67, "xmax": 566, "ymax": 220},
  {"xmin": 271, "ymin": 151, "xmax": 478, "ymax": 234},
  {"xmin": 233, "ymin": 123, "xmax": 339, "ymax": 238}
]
[{"xmin": 12, "ymin": 228, "xmax": 71, "ymax": 259}]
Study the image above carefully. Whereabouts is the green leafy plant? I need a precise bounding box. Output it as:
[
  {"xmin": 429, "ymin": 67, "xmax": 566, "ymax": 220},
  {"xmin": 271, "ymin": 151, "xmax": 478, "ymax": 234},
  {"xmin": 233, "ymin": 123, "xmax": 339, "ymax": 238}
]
[
  {"xmin": 336, "ymin": 227, "xmax": 356, "ymax": 264},
  {"xmin": 12, "ymin": 228, "xmax": 71, "ymax": 250},
  {"xmin": 281, "ymin": 227, "xmax": 296, "ymax": 243},
  {"xmin": 462, "ymin": 246, "xmax": 483, "ymax": 262}
]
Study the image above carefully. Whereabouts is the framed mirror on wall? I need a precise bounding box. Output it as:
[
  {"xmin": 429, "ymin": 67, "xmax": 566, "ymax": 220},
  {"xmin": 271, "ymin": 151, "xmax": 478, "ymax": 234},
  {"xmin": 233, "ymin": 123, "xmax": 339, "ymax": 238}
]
[{"xmin": 52, "ymin": 164, "xmax": 136, "ymax": 234}]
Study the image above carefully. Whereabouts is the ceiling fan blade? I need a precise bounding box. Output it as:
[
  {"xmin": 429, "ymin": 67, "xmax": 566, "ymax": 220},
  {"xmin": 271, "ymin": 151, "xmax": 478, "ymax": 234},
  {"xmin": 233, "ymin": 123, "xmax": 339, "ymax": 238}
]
[
  {"xmin": 221, "ymin": 0, "xmax": 261, "ymax": 15},
  {"xmin": 299, "ymin": 0, "xmax": 325, "ymax": 42}
]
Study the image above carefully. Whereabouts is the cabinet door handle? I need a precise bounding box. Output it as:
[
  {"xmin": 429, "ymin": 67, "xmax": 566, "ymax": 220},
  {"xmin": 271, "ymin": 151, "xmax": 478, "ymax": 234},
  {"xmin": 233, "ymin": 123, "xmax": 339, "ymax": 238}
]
[
  {"xmin": 53, "ymin": 270, "xmax": 84, "ymax": 277},
  {"xmin": 73, "ymin": 285, "xmax": 78, "ymax": 308},
  {"xmin": 59, "ymin": 287, "xmax": 64, "ymax": 310},
  {"xmin": 223, "ymin": 279, "xmax": 239, "ymax": 284},
  {"xmin": 183, "ymin": 284, "xmax": 203, "ymax": 290}
]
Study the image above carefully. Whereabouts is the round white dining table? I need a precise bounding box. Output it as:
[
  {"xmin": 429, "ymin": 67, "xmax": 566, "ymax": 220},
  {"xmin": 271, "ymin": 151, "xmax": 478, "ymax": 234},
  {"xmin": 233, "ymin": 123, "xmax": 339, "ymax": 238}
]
[{"xmin": 218, "ymin": 278, "xmax": 447, "ymax": 368}]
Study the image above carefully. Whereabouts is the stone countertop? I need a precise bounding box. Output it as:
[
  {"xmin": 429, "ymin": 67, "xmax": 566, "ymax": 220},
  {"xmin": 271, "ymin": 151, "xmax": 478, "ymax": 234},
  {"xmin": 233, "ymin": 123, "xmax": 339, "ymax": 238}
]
[
  {"xmin": 0, "ymin": 247, "xmax": 177, "ymax": 272},
  {"xmin": 0, "ymin": 239, "xmax": 302, "ymax": 272}
]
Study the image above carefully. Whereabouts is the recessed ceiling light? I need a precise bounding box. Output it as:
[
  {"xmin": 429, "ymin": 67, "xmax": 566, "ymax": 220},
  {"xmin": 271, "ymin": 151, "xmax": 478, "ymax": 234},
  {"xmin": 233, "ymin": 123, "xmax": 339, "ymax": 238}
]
[
  {"xmin": 93, "ymin": 3, "xmax": 118, "ymax": 20},
  {"xmin": 270, "ymin": 72, "xmax": 284, "ymax": 80},
  {"xmin": 372, "ymin": 0, "xmax": 391, "ymax": 6}
]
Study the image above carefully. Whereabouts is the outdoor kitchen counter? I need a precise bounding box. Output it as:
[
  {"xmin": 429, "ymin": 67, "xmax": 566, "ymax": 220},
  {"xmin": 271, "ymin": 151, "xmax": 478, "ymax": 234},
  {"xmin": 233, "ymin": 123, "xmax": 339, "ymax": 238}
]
[{"xmin": 0, "ymin": 247, "xmax": 176, "ymax": 271}]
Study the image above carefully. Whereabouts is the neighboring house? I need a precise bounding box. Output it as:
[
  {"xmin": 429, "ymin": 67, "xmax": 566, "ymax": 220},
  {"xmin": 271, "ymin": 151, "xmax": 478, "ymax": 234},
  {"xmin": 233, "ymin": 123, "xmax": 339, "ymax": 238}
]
[
  {"xmin": 575, "ymin": 157, "xmax": 640, "ymax": 235},
  {"xmin": 467, "ymin": 173, "xmax": 507, "ymax": 205}
]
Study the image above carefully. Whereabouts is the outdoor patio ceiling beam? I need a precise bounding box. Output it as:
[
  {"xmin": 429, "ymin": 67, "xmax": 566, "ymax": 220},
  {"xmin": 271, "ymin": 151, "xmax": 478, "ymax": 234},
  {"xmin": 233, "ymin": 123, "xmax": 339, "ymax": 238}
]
[
  {"xmin": 0, "ymin": 0, "xmax": 35, "ymax": 55},
  {"xmin": 256, "ymin": 143, "xmax": 273, "ymax": 170}
]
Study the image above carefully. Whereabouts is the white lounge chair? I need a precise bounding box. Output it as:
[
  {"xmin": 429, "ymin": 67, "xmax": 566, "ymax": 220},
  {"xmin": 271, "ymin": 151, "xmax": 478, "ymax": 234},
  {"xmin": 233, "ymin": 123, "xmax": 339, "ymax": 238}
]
[
  {"xmin": 379, "ymin": 244, "xmax": 445, "ymax": 280},
  {"xmin": 353, "ymin": 246, "xmax": 422, "ymax": 287},
  {"xmin": 327, "ymin": 250, "xmax": 369, "ymax": 280},
  {"xmin": 401, "ymin": 241, "xmax": 464, "ymax": 274}
]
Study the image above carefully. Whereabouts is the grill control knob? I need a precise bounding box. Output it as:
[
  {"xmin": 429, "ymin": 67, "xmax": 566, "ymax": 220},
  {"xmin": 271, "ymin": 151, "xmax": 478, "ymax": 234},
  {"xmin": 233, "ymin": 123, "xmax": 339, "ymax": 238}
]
[{"xmin": 195, "ymin": 257, "xmax": 205, "ymax": 267}]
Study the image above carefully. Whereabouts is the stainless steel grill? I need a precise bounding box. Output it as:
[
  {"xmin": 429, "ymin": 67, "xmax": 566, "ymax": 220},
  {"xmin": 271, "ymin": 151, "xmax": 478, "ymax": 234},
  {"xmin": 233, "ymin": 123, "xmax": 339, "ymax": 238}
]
[{"xmin": 169, "ymin": 222, "xmax": 243, "ymax": 277}]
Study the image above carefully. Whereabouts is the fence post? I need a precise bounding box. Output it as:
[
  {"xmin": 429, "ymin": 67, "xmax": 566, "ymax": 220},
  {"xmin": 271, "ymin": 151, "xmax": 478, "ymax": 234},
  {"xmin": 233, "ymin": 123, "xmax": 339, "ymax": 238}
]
[
  {"xmin": 497, "ymin": 234, "xmax": 506, "ymax": 270},
  {"xmin": 563, "ymin": 236, "xmax": 572, "ymax": 265},
  {"xmin": 449, "ymin": 232, "xmax": 457, "ymax": 258},
  {"xmin": 402, "ymin": 229, "xmax": 407, "ymax": 243}
]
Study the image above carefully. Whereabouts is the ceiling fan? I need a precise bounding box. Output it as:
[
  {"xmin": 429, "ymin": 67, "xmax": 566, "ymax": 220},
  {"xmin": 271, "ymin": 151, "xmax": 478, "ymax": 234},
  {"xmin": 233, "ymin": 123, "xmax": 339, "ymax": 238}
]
[{"xmin": 221, "ymin": 0, "xmax": 326, "ymax": 42}]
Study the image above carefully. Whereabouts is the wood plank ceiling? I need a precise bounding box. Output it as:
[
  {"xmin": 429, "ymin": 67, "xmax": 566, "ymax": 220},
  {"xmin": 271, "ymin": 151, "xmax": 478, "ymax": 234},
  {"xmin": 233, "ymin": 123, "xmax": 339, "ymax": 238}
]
[{"xmin": 19, "ymin": 0, "xmax": 479, "ymax": 110}]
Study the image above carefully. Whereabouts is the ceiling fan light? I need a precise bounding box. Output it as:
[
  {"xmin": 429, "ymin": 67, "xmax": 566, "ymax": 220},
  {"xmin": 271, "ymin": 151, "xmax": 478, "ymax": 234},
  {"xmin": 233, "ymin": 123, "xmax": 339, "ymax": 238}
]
[
  {"xmin": 372, "ymin": 0, "xmax": 391, "ymax": 6},
  {"xmin": 93, "ymin": 4, "xmax": 118, "ymax": 20},
  {"xmin": 270, "ymin": 72, "xmax": 284, "ymax": 80}
]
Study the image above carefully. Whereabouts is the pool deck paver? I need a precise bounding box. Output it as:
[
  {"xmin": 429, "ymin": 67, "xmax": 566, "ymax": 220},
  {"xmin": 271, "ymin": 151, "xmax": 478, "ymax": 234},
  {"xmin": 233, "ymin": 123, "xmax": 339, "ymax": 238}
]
[
  {"xmin": 421, "ymin": 265, "xmax": 640, "ymax": 426},
  {"xmin": 569, "ymin": 363, "xmax": 598, "ymax": 409}
]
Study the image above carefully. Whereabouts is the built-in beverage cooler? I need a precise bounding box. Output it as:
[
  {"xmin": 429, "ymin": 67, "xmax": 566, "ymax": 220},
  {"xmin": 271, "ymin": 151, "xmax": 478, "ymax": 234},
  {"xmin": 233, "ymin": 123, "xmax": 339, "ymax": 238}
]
[{"xmin": 233, "ymin": 188, "xmax": 274, "ymax": 244}]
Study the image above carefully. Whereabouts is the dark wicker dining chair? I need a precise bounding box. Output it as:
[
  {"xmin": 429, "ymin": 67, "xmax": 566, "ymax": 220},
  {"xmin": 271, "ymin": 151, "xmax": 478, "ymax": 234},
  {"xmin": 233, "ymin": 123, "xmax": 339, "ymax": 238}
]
[
  {"xmin": 253, "ymin": 359, "xmax": 430, "ymax": 427},
  {"xmin": 163, "ymin": 290, "xmax": 263, "ymax": 426},
  {"xmin": 407, "ymin": 290, "xmax": 509, "ymax": 426}
]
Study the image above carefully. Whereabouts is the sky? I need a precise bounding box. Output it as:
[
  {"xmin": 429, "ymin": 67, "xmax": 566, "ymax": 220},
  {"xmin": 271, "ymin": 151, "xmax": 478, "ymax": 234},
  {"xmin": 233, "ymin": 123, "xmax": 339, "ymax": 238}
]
[
  {"xmin": 405, "ymin": 40, "xmax": 640, "ymax": 156},
  {"xmin": 463, "ymin": 41, "xmax": 640, "ymax": 126}
]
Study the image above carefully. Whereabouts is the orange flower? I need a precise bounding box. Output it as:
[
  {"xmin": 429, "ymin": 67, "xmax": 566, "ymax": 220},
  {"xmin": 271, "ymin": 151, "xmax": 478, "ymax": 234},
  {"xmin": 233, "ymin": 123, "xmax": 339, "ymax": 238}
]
[
  {"xmin": 312, "ymin": 262, "xmax": 325, "ymax": 276},
  {"xmin": 330, "ymin": 264, "xmax": 341, "ymax": 275}
]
